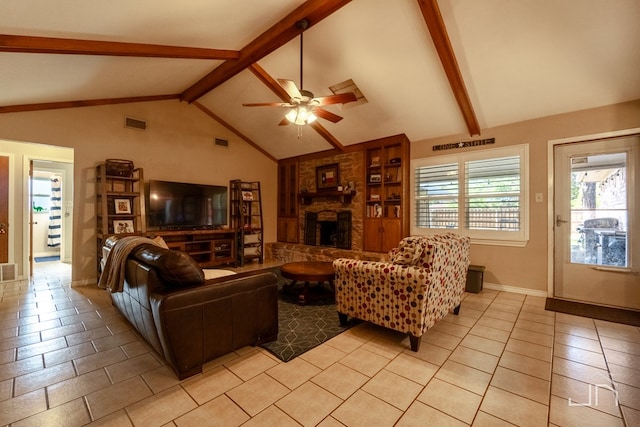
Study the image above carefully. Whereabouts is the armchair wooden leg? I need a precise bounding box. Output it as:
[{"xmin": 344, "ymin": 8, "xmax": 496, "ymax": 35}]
[
  {"xmin": 409, "ymin": 334, "xmax": 421, "ymax": 352},
  {"xmin": 453, "ymin": 304, "xmax": 461, "ymax": 315},
  {"xmin": 338, "ymin": 312, "xmax": 349, "ymax": 326}
]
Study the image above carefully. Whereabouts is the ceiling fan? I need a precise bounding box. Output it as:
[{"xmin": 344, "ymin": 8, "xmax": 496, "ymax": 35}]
[{"xmin": 243, "ymin": 19, "xmax": 357, "ymax": 126}]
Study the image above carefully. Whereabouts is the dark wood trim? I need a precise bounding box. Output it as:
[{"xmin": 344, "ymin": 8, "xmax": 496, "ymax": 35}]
[
  {"xmin": 417, "ymin": 0, "xmax": 481, "ymax": 136},
  {"xmin": 0, "ymin": 94, "xmax": 179, "ymax": 114},
  {"xmin": 192, "ymin": 101, "xmax": 278, "ymax": 163},
  {"xmin": 0, "ymin": 34, "xmax": 239, "ymax": 59},
  {"xmin": 278, "ymin": 133, "xmax": 409, "ymax": 163},
  {"xmin": 181, "ymin": 0, "xmax": 352, "ymax": 102}
]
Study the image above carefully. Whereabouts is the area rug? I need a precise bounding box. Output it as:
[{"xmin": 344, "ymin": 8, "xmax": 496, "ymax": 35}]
[
  {"xmin": 545, "ymin": 298, "xmax": 640, "ymax": 327},
  {"xmin": 261, "ymin": 276, "xmax": 356, "ymax": 362},
  {"xmin": 34, "ymin": 255, "xmax": 60, "ymax": 263}
]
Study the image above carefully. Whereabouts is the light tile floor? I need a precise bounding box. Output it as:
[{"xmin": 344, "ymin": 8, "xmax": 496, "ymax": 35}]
[{"xmin": 0, "ymin": 261, "xmax": 638, "ymax": 426}]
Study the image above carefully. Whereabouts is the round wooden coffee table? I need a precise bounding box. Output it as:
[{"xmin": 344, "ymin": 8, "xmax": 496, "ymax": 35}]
[{"xmin": 280, "ymin": 261, "xmax": 335, "ymax": 305}]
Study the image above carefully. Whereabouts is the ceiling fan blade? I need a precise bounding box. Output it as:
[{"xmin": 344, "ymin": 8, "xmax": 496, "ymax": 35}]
[
  {"xmin": 242, "ymin": 102, "xmax": 292, "ymax": 107},
  {"xmin": 314, "ymin": 107, "xmax": 343, "ymax": 123},
  {"xmin": 278, "ymin": 117, "xmax": 291, "ymax": 126},
  {"xmin": 278, "ymin": 79, "xmax": 302, "ymax": 99},
  {"xmin": 313, "ymin": 92, "xmax": 357, "ymax": 106}
]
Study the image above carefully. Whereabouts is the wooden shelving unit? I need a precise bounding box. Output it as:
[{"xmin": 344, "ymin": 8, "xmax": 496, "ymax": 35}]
[
  {"xmin": 152, "ymin": 229, "xmax": 237, "ymax": 268},
  {"xmin": 96, "ymin": 163, "xmax": 146, "ymax": 270},
  {"xmin": 363, "ymin": 135, "xmax": 410, "ymax": 252},
  {"xmin": 277, "ymin": 159, "xmax": 299, "ymax": 243},
  {"xmin": 230, "ymin": 180, "xmax": 264, "ymax": 266}
]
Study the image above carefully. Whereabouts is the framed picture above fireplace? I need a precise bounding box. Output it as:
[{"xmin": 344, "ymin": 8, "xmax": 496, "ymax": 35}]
[{"xmin": 316, "ymin": 163, "xmax": 340, "ymax": 191}]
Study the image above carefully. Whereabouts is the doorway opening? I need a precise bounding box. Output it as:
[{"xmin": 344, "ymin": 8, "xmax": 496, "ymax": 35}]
[{"xmin": 31, "ymin": 160, "xmax": 73, "ymax": 275}]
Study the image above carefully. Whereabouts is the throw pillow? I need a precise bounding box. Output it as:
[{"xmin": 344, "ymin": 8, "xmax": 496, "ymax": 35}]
[{"xmin": 389, "ymin": 236, "xmax": 423, "ymax": 265}]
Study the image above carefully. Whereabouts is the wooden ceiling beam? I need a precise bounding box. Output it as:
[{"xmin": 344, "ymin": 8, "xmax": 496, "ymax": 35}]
[
  {"xmin": 0, "ymin": 34, "xmax": 239, "ymax": 60},
  {"xmin": 192, "ymin": 101, "xmax": 278, "ymax": 163},
  {"xmin": 309, "ymin": 121, "xmax": 346, "ymax": 151},
  {"xmin": 248, "ymin": 63, "xmax": 345, "ymax": 151},
  {"xmin": 248, "ymin": 63, "xmax": 293, "ymax": 102},
  {"xmin": 181, "ymin": 0, "xmax": 352, "ymax": 103},
  {"xmin": 0, "ymin": 94, "xmax": 179, "ymax": 114},
  {"xmin": 417, "ymin": 0, "xmax": 481, "ymax": 136}
]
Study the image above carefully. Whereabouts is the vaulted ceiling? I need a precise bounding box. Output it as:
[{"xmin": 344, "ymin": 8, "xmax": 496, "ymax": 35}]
[{"xmin": 2, "ymin": 0, "xmax": 639, "ymax": 160}]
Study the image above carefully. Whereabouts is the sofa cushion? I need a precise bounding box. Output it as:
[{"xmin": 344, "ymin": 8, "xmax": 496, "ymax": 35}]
[
  {"xmin": 131, "ymin": 244, "xmax": 204, "ymax": 287},
  {"xmin": 389, "ymin": 236, "xmax": 423, "ymax": 265}
]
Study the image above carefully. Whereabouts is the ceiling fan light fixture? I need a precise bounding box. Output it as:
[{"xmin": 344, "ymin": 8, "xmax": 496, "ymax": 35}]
[{"xmin": 286, "ymin": 106, "xmax": 317, "ymax": 125}]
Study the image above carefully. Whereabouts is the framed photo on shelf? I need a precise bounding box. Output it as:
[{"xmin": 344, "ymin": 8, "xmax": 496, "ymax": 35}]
[
  {"xmin": 113, "ymin": 220, "xmax": 135, "ymax": 234},
  {"xmin": 370, "ymin": 194, "xmax": 381, "ymax": 201},
  {"xmin": 114, "ymin": 198, "xmax": 131, "ymax": 214},
  {"xmin": 242, "ymin": 191, "xmax": 254, "ymax": 201},
  {"xmin": 369, "ymin": 173, "xmax": 382, "ymax": 183},
  {"xmin": 316, "ymin": 163, "xmax": 340, "ymax": 191}
]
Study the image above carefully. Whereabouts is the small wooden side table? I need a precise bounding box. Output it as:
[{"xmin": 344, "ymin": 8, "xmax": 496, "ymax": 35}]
[{"xmin": 280, "ymin": 261, "xmax": 335, "ymax": 305}]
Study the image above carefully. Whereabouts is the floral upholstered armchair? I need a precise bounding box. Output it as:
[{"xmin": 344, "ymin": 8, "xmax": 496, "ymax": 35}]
[{"xmin": 333, "ymin": 233, "xmax": 470, "ymax": 351}]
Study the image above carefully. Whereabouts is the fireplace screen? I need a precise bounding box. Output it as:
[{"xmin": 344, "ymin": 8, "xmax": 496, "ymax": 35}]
[{"xmin": 304, "ymin": 210, "xmax": 351, "ymax": 249}]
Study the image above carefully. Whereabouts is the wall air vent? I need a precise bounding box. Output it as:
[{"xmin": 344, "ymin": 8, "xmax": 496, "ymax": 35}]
[
  {"xmin": 329, "ymin": 79, "xmax": 367, "ymax": 110},
  {"xmin": 0, "ymin": 263, "xmax": 17, "ymax": 282},
  {"xmin": 215, "ymin": 138, "xmax": 229, "ymax": 147},
  {"xmin": 124, "ymin": 117, "xmax": 147, "ymax": 131}
]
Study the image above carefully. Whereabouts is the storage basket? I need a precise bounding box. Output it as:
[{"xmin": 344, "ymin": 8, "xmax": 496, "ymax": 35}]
[{"xmin": 105, "ymin": 159, "xmax": 134, "ymax": 177}]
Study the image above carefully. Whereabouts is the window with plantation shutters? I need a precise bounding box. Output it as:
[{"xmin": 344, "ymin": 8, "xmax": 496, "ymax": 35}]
[
  {"xmin": 412, "ymin": 144, "xmax": 529, "ymax": 246},
  {"xmin": 414, "ymin": 163, "xmax": 459, "ymax": 229},
  {"xmin": 466, "ymin": 156, "xmax": 520, "ymax": 231}
]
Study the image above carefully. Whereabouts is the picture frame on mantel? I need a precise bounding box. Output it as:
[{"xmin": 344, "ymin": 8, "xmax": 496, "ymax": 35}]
[{"xmin": 316, "ymin": 163, "xmax": 340, "ymax": 191}]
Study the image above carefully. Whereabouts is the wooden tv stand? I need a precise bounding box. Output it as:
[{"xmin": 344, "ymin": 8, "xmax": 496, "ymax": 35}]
[{"xmin": 151, "ymin": 229, "xmax": 238, "ymax": 268}]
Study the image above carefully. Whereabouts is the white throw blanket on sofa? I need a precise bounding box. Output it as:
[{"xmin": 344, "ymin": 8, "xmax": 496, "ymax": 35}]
[
  {"xmin": 203, "ymin": 269, "xmax": 237, "ymax": 280},
  {"xmin": 98, "ymin": 236, "xmax": 161, "ymax": 293}
]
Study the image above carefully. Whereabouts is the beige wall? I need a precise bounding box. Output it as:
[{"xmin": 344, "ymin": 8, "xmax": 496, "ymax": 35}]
[
  {"xmin": 1, "ymin": 98, "xmax": 638, "ymax": 291},
  {"xmin": 0, "ymin": 100, "xmax": 277, "ymax": 284},
  {"xmin": 411, "ymin": 99, "xmax": 640, "ymax": 293}
]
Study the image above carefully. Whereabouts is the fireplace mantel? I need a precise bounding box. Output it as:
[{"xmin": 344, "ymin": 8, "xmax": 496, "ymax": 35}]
[{"xmin": 299, "ymin": 190, "xmax": 356, "ymax": 206}]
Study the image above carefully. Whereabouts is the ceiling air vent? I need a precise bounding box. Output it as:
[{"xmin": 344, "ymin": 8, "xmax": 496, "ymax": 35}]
[
  {"xmin": 215, "ymin": 138, "xmax": 229, "ymax": 147},
  {"xmin": 329, "ymin": 79, "xmax": 367, "ymax": 110},
  {"xmin": 124, "ymin": 117, "xmax": 147, "ymax": 131}
]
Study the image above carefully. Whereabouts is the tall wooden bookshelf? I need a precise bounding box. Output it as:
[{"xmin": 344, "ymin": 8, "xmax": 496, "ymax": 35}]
[
  {"xmin": 230, "ymin": 180, "xmax": 263, "ymax": 266},
  {"xmin": 95, "ymin": 163, "xmax": 146, "ymax": 270},
  {"xmin": 363, "ymin": 135, "xmax": 410, "ymax": 252}
]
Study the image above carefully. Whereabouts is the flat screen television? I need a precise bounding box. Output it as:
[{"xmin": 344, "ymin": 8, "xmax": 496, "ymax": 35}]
[{"xmin": 148, "ymin": 180, "xmax": 228, "ymax": 230}]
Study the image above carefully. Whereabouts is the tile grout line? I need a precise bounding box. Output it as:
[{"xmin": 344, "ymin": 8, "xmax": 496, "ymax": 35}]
[{"xmin": 593, "ymin": 319, "xmax": 627, "ymax": 423}]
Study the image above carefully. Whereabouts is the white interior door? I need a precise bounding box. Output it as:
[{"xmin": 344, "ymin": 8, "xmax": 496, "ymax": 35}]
[{"xmin": 554, "ymin": 135, "xmax": 640, "ymax": 310}]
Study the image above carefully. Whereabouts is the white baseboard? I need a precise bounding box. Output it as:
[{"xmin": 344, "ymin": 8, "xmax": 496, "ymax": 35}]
[{"xmin": 483, "ymin": 282, "xmax": 549, "ymax": 298}]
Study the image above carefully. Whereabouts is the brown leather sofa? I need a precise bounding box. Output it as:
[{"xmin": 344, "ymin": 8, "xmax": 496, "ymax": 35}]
[{"xmin": 105, "ymin": 241, "xmax": 279, "ymax": 379}]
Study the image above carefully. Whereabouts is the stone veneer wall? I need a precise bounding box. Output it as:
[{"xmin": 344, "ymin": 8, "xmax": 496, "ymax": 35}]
[
  {"xmin": 265, "ymin": 242, "xmax": 387, "ymax": 263},
  {"xmin": 297, "ymin": 151, "xmax": 365, "ymax": 250}
]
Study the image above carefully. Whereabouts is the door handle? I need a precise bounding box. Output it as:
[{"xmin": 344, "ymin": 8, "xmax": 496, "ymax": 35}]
[{"xmin": 556, "ymin": 215, "xmax": 568, "ymax": 227}]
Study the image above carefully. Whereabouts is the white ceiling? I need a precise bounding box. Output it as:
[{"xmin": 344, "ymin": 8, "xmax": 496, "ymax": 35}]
[{"xmin": 2, "ymin": 0, "xmax": 639, "ymax": 160}]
